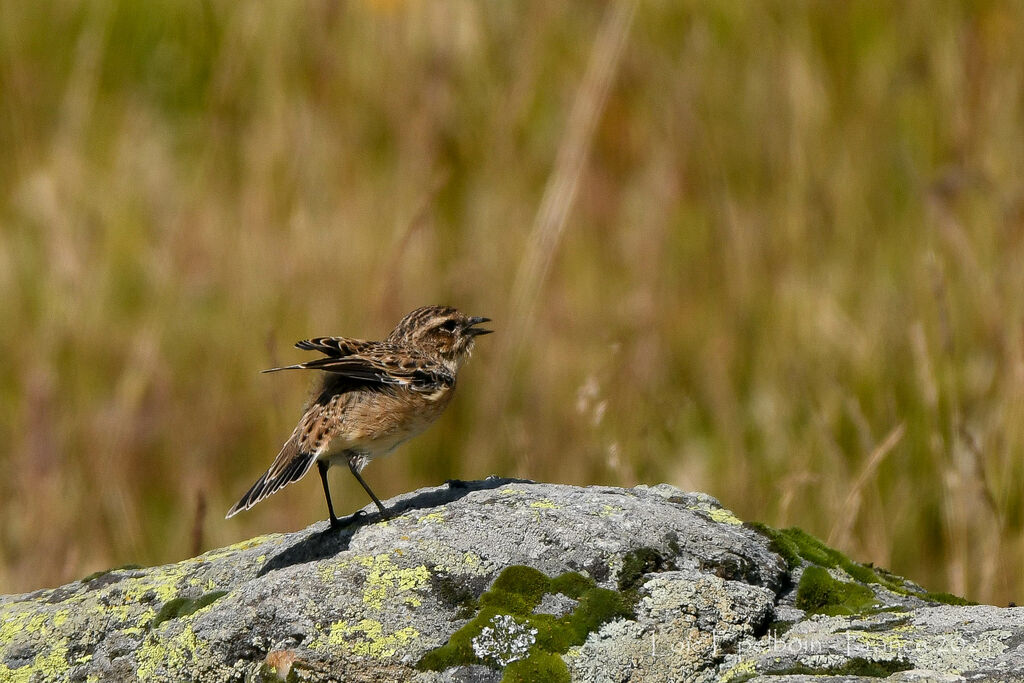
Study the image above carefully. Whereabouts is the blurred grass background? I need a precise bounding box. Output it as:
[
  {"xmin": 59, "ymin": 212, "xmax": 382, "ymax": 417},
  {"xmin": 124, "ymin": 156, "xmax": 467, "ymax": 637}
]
[{"xmin": 2, "ymin": 1, "xmax": 1024, "ymax": 605}]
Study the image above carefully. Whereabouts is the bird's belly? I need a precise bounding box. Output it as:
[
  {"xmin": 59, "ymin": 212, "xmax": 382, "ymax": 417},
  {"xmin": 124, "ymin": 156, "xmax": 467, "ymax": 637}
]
[
  {"xmin": 322, "ymin": 430, "xmax": 412, "ymax": 465},
  {"xmin": 318, "ymin": 387, "xmax": 452, "ymax": 467}
]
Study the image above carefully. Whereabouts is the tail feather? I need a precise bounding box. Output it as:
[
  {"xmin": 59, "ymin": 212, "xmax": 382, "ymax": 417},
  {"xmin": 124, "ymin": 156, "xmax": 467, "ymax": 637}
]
[{"xmin": 225, "ymin": 448, "xmax": 318, "ymax": 518}]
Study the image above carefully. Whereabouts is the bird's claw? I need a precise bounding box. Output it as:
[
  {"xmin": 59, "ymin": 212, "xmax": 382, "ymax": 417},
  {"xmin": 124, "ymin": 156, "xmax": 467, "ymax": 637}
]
[{"xmin": 329, "ymin": 509, "xmax": 369, "ymax": 530}]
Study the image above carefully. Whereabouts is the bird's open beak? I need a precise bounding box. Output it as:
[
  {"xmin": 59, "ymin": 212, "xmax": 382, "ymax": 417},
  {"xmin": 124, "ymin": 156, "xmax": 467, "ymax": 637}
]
[{"xmin": 466, "ymin": 316, "xmax": 493, "ymax": 336}]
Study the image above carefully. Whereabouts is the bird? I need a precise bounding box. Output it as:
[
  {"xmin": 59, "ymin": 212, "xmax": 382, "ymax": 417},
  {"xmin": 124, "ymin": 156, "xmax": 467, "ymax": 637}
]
[{"xmin": 226, "ymin": 305, "xmax": 492, "ymax": 528}]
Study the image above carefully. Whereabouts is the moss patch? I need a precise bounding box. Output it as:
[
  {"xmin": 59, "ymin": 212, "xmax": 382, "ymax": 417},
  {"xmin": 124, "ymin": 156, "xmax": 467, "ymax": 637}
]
[
  {"xmin": 763, "ymin": 619, "xmax": 795, "ymax": 637},
  {"xmin": 429, "ymin": 572, "xmax": 482, "ymax": 620},
  {"xmin": 920, "ymin": 590, "xmax": 973, "ymax": 606},
  {"xmin": 748, "ymin": 524, "xmax": 975, "ymax": 606},
  {"xmin": 417, "ymin": 565, "xmax": 633, "ymax": 681},
  {"xmin": 150, "ymin": 590, "xmax": 227, "ymax": 629},
  {"xmin": 772, "ymin": 656, "xmax": 912, "ymax": 677},
  {"xmin": 503, "ymin": 651, "xmax": 571, "ymax": 683},
  {"xmin": 617, "ymin": 547, "xmax": 673, "ymax": 593},
  {"xmin": 796, "ymin": 566, "xmax": 877, "ymax": 616}
]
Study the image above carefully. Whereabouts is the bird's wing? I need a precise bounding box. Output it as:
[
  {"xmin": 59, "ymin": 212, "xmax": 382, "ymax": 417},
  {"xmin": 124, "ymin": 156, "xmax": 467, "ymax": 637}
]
[
  {"xmin": 292, "ymin": 352, "xmax": 452, "ymax": 392},
  {"xmin": 294, "ymin": 336, "xmax": 372, "ymax": 357},
  {"xmin": 263, "ymin": 344, "xmax": 452, "ymax": 393}
]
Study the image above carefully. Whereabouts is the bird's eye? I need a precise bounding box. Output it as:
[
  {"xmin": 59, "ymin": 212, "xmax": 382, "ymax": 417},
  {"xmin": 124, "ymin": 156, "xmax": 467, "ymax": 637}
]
[{"xmin": 439, "ymin": 319, "xmax": 458, "ymax": 333}]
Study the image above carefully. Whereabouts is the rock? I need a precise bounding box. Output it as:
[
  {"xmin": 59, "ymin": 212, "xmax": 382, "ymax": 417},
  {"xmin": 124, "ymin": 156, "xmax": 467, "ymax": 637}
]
[{"xmin": 0, "ymin": 479, "xmax": 1019, "ymax": 682}]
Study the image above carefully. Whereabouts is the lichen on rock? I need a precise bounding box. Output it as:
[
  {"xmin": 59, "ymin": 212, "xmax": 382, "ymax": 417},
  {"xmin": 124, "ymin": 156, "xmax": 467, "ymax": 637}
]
[{"xmin": 0, "ymin": 479, "xmax": 1015, "ymax": 682}]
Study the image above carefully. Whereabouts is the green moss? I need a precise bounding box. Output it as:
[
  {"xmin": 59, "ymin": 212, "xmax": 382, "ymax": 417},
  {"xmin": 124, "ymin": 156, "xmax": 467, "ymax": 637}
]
[
  {"xmin": 763, "ymin": 619, "xmax": 795, "ymax": 636},
  {"xmin": 921, "ymin": 590, "xmax": 973, "ymax": 606},
  {"xmin": 417, "ymin": 565, "xmax": 634, "ymax": 679},
  {"xmin": 617, "ymin": 547, "xmax": 672, "ymax": 593},
  {"xmin": 503, "ymin": 651, "xmax": 570, "ymax": 683},
  {"xmin": 150, "ymin": 590, "xmax": 227, "ymax": 629},
  {"xmin": 549, "ymin": 572, "xmax": 592, "ymax": 599},
  {"xmin": 483, "ymin": 566, "xmax": 550, "ymax": 613},
  {"xmin": 841, "ymin": 658, "xmax": 913, "ymax": 676},
  {"xmin": 430, "ymin": 572, "xmax": 482, "ymax": 620},
  {"xmin": 796, "ymin": 566, "xmax": 877, "ymax": 616},
  {"xmin": 773, "ymin": 657, "xmax": 912, "ymax": 677},
  {"xmin": 746, "ymin": 523, "xmax": 801, "ymax": 568},
  {"xmin": 750, "ymin": 524, "xmax": 975, "ymax": 606},
  {"xmin": 566, "ymin": 588, "xmax": 632, "ymax": 639},
  {"xmin": 748, "ymin": 524, "xmax": 871, "ymax": 579}
]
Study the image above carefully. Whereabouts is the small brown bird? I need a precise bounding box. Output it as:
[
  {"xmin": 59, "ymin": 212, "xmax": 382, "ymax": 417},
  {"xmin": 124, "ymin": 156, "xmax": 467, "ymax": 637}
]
[{"xmin": 226, "ymin": 305, "xmax": 492, "ymax": 527}]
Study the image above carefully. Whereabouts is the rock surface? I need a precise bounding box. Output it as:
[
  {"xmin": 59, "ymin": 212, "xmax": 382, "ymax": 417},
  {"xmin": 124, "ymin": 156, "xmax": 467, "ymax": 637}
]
[{"xmin": 0, "ymin": 479, "xmax": 1020, "ymax": 682}]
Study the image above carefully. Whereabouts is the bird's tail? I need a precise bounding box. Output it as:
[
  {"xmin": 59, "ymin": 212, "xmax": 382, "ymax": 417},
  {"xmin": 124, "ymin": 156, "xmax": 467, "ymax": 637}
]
[{"xmin": 225, "ymin": 436, "xmax": 318, "ymax": 518}]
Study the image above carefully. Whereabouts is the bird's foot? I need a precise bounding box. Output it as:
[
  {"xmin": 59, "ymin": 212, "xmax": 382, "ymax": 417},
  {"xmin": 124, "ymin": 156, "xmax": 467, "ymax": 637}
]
[{"xmin": 329, "ymin": 509, "xmax": 368, "ymax": 530}]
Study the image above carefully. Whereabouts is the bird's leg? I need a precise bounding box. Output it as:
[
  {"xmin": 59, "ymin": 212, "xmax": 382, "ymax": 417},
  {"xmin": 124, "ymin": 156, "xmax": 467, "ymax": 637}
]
[
  {"xmin": 317, "ymin": 461, "xmax": 342, "ymax": 529},
  {"xmin": 348, "ymin": 456, "xmax": 389, "ymax": 519}
]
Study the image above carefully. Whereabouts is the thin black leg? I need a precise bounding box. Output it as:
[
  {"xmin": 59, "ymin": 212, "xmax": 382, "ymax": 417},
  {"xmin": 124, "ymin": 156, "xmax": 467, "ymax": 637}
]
[
  {"xmin": 348, "ymin": 459, "xmax": 388, "ymax": 518},
  {"xmin": 318, "ymin": 461, "xmax": 341, "ymax": 528}
]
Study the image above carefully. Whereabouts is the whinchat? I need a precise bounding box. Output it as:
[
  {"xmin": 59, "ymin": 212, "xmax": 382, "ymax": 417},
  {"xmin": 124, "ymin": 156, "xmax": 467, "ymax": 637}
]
[{"xmin": 226, "ymin": 305, "xmax": 492, "ymax": 528}]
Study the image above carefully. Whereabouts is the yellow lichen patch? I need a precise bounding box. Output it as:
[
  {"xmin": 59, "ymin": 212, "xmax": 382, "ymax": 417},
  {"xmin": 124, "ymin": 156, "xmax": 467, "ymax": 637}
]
[
  {"xmin": 135, "ymin": 635, "xmax": 164, "ymax": 678},
  {"xmin": 500, "ymin": 487, "xmax": 527, "ymax": 495},
  {"xmin": 720, "ymin": 658, "xmax": 757, "ymax": 681},
  {"xmin": 0, "ymin": 610, "xmax": 49, "ymax": 645},
  {"xmin": 101, "ymin": 602, "xmax": 156, "ymax": 627},
  {"xmin": 850, "ymin": 624, "xmax": 915, "ymax": 651},
  {"xmin": 189, "ymin": 533, "xmax": 283, "ymax": 566},
  {"xmin": 32, "ymin": 637, "xmax": 71, "ymax": 680},
  {"xmin": 319, "ymin": 563, "xmax": 340, "ymax": 584},
  {"xmin": 708, "ymin": 508, "xmax": 743, "ymax": 525},
  {"xmin": 687, "ymin": 504, "xmax": 743, "ymax": 526},
  {"xmin": 318, "ymin": 554, "xmax": 368, "ymax": 584},
  {"xmin": 426, "ymin": 547, "xmax": 490, "ymax": 577},
  {"xmin": 135, "ymin": 624, "xmax": 204, "ymax": 679},
  {"xmin": 360, "ymin": 554, "xmax": 431, "ymax": 609},
  {"xmin": 0, "ymin": 664, "xmax": 25, "ymax": 682},
  {"xmin": 599, "ymin": 504, "xmax": 624, "ymax": 517},
  {"xmin": 326, "ymin": 619, "xmax": 420, "ymax": 659},
  {"xmin": 121, "ymin": 568, "xmax": 186, "ymax": 606},
  {"xmin": 0, "ymin": 612, "xmax": 72, "ymax": 683},
  {"xmin": 187, "ymin": 577, "xmax": 220, "ymax": 592},
  {"xmin": 529, "ymin": 500, "xmax": 560, "ymax": 509},
  {"xmin": 417, "ymin": 511, "xmax": 446, "ymax": 524},
  {"xmin": 211, "ymin": 533, "xmax": 280, "ymax": 556}
]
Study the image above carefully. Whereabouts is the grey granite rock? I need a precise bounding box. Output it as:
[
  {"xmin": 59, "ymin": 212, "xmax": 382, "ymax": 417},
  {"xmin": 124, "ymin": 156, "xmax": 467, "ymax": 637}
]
[{"xmin": 0, "ymin": 479, "xmax": 1020, "ymax": 682}]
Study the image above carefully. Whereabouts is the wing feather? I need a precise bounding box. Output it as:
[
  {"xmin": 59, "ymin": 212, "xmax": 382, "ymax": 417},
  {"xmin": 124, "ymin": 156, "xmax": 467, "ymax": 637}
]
[
  {"xmin": 263, "ymin": 344, "xmax": 453, "ymax": 393},
  {"xmin": 294, "ymin": 336, "xmax": 371, "ymax": 357}
]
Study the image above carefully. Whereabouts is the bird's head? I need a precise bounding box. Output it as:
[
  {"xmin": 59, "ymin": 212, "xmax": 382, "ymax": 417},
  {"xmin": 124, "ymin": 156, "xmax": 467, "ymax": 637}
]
[{"xmin": 388, "ymin": 305, "xmax": 493, "ymax": 370}]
